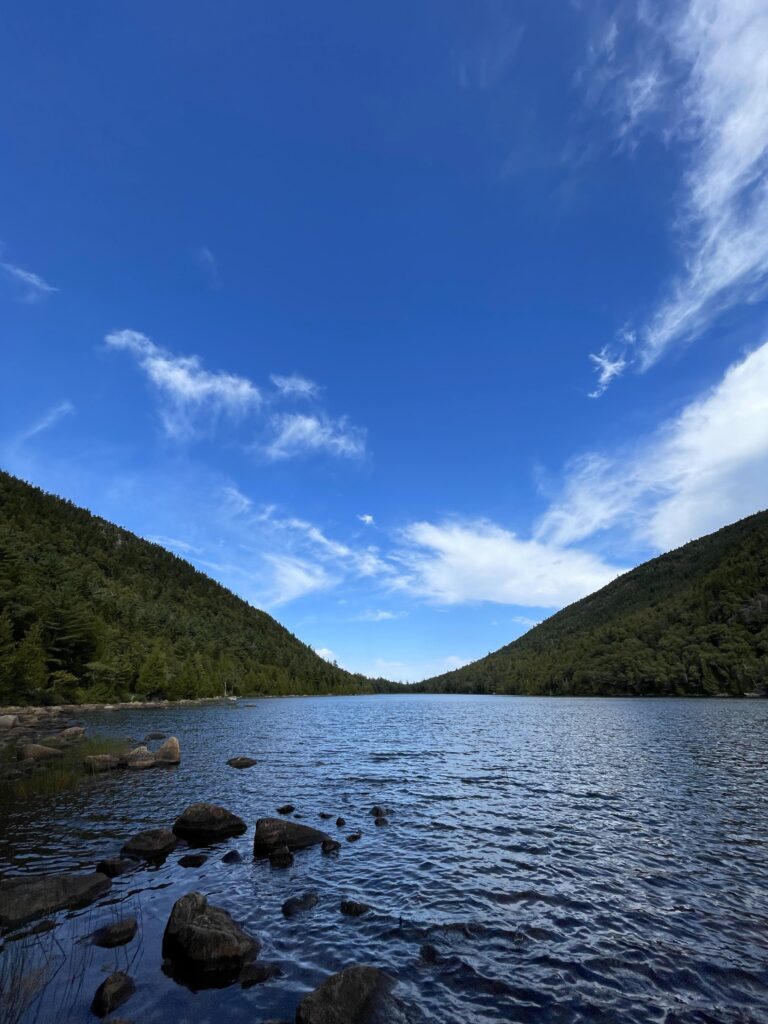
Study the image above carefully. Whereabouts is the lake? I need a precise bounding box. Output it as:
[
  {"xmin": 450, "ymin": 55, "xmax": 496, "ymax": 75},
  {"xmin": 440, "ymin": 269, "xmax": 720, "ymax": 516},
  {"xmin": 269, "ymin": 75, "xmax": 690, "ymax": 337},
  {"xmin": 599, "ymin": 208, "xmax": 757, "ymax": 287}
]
[{"xmin": 1, "ymin": 694, "xmax": 767, "ymax": 1023}]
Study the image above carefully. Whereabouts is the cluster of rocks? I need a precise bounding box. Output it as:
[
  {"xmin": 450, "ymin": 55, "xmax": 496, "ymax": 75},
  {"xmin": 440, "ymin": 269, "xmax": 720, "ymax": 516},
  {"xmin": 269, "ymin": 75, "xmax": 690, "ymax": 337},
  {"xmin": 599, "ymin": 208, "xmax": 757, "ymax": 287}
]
[
  {"xmin": 85, "ymin": 735, "xmax": 181, "ymax": 773},
  {"xmin": 0, "ymin": 793, "xmax": 397, "ymax": 1021}
]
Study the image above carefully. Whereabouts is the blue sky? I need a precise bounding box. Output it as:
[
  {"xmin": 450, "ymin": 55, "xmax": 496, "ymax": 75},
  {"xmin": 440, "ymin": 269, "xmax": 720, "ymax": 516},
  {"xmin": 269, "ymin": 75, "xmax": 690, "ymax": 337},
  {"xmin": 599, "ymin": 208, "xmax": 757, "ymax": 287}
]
[{"xmin": 2, "ymin": 1, "xmax": 768, "ymax": 680}]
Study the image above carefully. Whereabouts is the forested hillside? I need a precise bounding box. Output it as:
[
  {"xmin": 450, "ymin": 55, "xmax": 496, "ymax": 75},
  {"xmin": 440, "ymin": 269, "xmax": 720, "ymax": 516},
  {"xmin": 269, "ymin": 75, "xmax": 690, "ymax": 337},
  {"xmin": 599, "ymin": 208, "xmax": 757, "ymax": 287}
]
[
  {"xmin": 418, "ymin": 511, "xmax": 768, "ymax": 697},
  {"xmin": 0, "ymin": 471, "xmax": 392, "ymax": 705}
]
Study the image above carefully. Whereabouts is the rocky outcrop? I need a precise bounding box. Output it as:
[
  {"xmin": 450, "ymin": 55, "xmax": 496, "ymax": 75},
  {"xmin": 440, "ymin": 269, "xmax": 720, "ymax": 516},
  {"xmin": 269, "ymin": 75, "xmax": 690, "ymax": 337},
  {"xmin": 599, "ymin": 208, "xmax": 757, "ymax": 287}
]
[
  {"xmin": 91, "ymin": 971, "xmax": 136, "ymax": 1017},
  {"xmin": 162, "ymin": 891, "xmax": 259, "ymax": 984},
  {"xmin": 0, "ymin": 872, "xmax": 112, "ymax": 929},
  {"xmin": 227, "ymin": 756, "xmax": 257, "ymax": 769},
  {"xmin": 253, "ymin": 818, "xmax": 331, "ymax": 856},
  {"xmin": 122, "ymin": 828, "xmax": 178, "ymax": 860},
  {"xmin": 295, "ymin": 965, "xmax": 394, "ymax": 1024},
  {"xmin": 92, "ymin": 917, "xmax": 138, "ymax": 948},
  {"xmin": 173, "ymin": 803, "xmax": 247, "ymax": 843}
]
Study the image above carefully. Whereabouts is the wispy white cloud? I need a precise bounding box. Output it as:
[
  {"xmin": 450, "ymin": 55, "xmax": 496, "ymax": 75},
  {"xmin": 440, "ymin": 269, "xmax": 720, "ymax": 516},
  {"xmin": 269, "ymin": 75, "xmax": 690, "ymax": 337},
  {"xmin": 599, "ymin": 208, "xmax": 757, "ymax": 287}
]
[
  {"xmin": 264, "ymin": 413, "xmax": 365, "ymax": 461},
  {"xmin": 270, "ymin": 374, "xmax": 319, "ymax": 399},
  {"xmin": 539, "ymin": 338, "xmax": 768, "ymax": 550},
  {"xmin": 19, "ymin": 400, "xmax": 74, "ymax": 440},
  {"xmin": 355, "ymin": 609, "xmax": 402, "ymax": 622},
  {"xmin": 264, "ymin": 553, "xmax": 337, "ymax": 605},
  {"xmin": 394, "ymin": 518, "xmax": 624, "ymax": 607},
  {"xmin": 584, "ymin": 0, "xmax": 768, "ymax": 385},
  {"xmin": 1, "ymin": 261, "xmax": 58, "ymax": 302},
  {"xmin": 195, "ymin": 246, "xmax": 221, "ymax": 289},
  {"xmin": 314, "ymin": 647, "xmax": 338, "ymax": 663},
  {"xmin": 358, "ymin": 513, "xmax": 375, "ymax": 526},
  {"xmin": 105, "ymin": 329, "xmax": 261, "ymax": 438},
  {"xmin": 588, "ymin": 345, "xmax": 628, "ymax": 397},
  {"xmin": 146, "ymin": 535, "xmax": 202, "ymax": 555}
]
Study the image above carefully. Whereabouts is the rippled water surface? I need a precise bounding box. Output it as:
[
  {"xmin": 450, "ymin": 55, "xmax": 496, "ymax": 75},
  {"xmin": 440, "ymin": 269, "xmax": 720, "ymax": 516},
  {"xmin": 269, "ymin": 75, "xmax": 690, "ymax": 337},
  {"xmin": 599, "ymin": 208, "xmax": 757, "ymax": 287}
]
[{"xmin": 2, "ymin": 695, "xmax": 768, "ymax": 1023}]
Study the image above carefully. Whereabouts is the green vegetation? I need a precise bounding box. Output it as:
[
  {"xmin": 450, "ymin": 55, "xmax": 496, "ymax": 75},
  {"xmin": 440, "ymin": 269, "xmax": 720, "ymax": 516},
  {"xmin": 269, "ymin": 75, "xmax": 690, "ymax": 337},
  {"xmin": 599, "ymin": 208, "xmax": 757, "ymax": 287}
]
[
  {"xmin": 0, "ymin": 737, "xmax": 129, "ymax": 802},
  {"xmin": 417, "ymin": 510, "xmax": 768, "ymax": 697},
  {"xmin": 0, "ymin": 471, "xmax": 395, "ymax": 705}
]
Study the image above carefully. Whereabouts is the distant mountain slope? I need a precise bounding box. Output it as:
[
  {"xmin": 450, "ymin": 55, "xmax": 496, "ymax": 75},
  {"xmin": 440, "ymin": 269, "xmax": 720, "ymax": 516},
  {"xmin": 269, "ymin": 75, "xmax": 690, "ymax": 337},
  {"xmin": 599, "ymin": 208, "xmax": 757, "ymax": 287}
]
[
  {"xmin": 0, "ymin": 470, "xmax": 392, "ymax": 705},
  {"xmin": 418, "ymin": 512, "xmax": 768, "ymax": 697}
]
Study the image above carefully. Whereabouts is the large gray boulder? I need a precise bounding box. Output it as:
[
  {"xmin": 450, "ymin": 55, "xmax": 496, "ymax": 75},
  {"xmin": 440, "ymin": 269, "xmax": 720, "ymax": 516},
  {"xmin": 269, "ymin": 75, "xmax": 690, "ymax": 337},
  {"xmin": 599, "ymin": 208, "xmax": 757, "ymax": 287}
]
[
  {"xmin": 173, "ymin": 803, "xmax": 247, "ymax": 842},
  {"xmin": 253, "ymin": 817, "xmax": 331, "ymax": 856},
  {"xmin": 162, "ymin": 891, "xmax": 259, "ymax": 984},
  {"xmin": 122, "ymin": 827, "xmax": 178, "ymax": 859},
  {"xmin": 0, "ymin": 872, "xmax": 112, "ymax": 929},
  {"xmin": 296, "ymin": 966, "xmax": 394, "ymax": 1024},
  {"xmin": 155, "ymin": 736, "xmax": 181, "ymax": 764}
]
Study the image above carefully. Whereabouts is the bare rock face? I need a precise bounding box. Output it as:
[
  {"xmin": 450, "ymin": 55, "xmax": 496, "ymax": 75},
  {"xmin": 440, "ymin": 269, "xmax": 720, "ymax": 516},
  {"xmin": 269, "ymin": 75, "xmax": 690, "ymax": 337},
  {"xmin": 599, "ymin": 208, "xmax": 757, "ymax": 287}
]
[
  {"xmin": 17, "ymin": 743, "xmax": 62, "ymax": 762},
  {"xmin": 0, "ymin": 872, "xmax": 112, "ymax": 929},
  {"xmin": 162, "ymin": 891, "xmax": 259, "ymax": 985},
  {"xmin": 253, "ymin": 818, "xmax": 331, "ymax": 856},
  {"xmin": 296, "ymin": 965, "xmax": 394, "ymax": 1024},
  {"xmin": 155, "ymin": 736, "xmax": 181, "ymax": 764},
  {"xmin": 91, "ymin": 971, "xmax": 136, "ymax": 1017},
  {"xmin": 173, "ymin": 803, "xmax": 247, "ymax": 843},
  {"xmin": 122, "ymin": 828, "xmax": 178, "ymax": 860}
]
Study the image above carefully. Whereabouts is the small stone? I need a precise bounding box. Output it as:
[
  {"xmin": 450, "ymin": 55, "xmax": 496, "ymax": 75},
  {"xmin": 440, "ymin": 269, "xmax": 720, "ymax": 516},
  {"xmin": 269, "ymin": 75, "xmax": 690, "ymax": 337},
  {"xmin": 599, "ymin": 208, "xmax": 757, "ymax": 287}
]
[
  {"xmin": 374, "ymin": 816, "xmax": 389, "ymax": 826},
  {"xmin": 336, "ymin": 817, "xmax": 346, "ymax": 828},
  {"xmin": 319, "ymin": 812, "xmax": 332, "ymax": 820},
  {"xmin": 340, "ymin": 900, "xmax": 370, "ymax": 916},
  {"xmin": 346, "ymin": 832, "xmax": 362, "ymax": 843},
  {"xmin": 90, "ymin": 971, "xmax": 136, "ymax": 1018},
  {"xmin": 370, "ymin": 805, "xmax": 386, "ymax": 817},
  {"xmin": 179, "ymin": 853, "xmax": 208, "ymax": 868},
  {"xmin": 227, "ymin": 756, "xmax": 257, "ymax": 769},
  {"xmin": 269, "ymin": 845, "xmax": 294, "ymax": 869},
  {"xmin": 92, "ymin": 917, "xmax": 138, "ymax": 948},
  {"xmin": 222, "ymin": 849, "xmax": 243, "ymax": 864},
  {"xmin": 277, "ymin": 803, "xmax": 295, "ymax": 815},
  {"xmin": 239, "ymin": 962, "xmax": 283, "ymax": 988},
  {"xmin": 173, "ymin": 803, "xmax": 247, "ymax": 842},
  {"xmin": 321, "ymin": 839, "xmax": 341, "ymax": 855},
  {"xmin": 282, "ymin": 891, "xmax": 318, "ymax": 917},
  {"xmin": 253, "ymin": 818, "xmax": 331, "ymax": 856}
]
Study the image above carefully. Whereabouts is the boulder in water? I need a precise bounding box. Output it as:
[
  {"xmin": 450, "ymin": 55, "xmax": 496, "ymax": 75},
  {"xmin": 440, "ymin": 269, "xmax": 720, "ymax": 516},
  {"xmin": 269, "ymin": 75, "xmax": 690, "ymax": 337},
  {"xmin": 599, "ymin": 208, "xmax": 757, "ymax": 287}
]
[
  {"xmin": 92, "ymin": 916, "xmax": 138, "ymax": 948},
  {"xmin": 296, "ymin": 965, "xmax": 394, "ymax": 1024},
  {"xmin": 277, "ymin": 803, "xmax": 295, "ymax": 815},
  {"xmin": 282, "ymin": 890, "xmax": 318, "ymax": 917},
  {"xmin": 340, "ymin": 900, "xmax": 370, "ymax": 917},
  {"xmin": 84, "ymin": 754, "xmax": 121, "ymax": 773},
  {"xmin": 253, "ymin": 818, "xmax": 331, "ymax": 856},
  {"xmin": 122, "ymin": 828, "xmax": 178, "ymax": 860},
  {"xmin": 155, "ymin": 736, "xmax": 181, "ymax": 764},
  {"xmin": 0, "ymin": 872, "xmax": 112, "ymax": 929},
  {"xmin": 322, "ymin": 839, "xmax": 341, "ymax": 855},
  {"xmin": 239, "ymin": 962, "xmax": 283, "ymax": 988},
  {"xmin": 173, "ymin": 803, "xmax": 247, "ymax": 842},
  {"xmin": 123, "ymin": 745, "xmax": 156, "ymax": 769},
  {"xmin": 227, "ymin": 756, "xmax": 257, "ymax": 769},
  {"xmin": 90, "ymin": 971, "xmax": 136, "ymax": 1017},
  {"xmin": 269, "ymin": 845, "xmax": 294, "ymax": 868},
  {"xmin": 96, "ymin": 858, "xmax": 138, "ymax": 878},
  {"xmin": 179, "ymin": 853, "xmax": 208, "ymax": 868},
  {"xmin": 162, "ymin": 891, "xmax": 259, "ymax": 984}
]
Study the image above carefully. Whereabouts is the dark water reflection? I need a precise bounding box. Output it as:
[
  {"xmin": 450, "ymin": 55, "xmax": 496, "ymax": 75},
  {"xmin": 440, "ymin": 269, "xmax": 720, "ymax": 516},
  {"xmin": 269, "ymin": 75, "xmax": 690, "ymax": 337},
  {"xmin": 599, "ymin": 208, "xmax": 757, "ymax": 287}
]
[{"xmin": 1, "ymin": 695, "xmax": 768, "ymax": 1023}]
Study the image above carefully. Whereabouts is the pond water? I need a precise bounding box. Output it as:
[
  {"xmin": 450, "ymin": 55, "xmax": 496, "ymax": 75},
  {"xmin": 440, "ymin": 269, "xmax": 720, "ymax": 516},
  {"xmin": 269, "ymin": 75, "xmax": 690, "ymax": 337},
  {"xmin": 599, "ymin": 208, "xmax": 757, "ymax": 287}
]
[{"xmin": 1, "ymin": 694, "xmax": 767, "ymax": 1024}]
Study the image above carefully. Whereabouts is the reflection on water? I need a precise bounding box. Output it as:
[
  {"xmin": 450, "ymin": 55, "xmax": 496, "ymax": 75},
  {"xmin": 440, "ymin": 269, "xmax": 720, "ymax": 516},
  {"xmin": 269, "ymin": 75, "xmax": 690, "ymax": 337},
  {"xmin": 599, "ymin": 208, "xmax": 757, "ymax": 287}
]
[{"xmin": 1, "ymin": 695, "xmax": 767, "ymax": 1023}]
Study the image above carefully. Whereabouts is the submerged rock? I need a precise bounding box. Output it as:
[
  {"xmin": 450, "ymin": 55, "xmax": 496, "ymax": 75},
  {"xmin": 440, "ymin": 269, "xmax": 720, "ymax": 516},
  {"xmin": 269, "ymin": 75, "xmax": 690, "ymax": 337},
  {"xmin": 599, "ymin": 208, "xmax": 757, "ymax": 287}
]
[
  {"xmin": 370, "ymin": 805, "xmax": 387, "ymax": 818},
  {"xmin": 222, "ymin": 849, "xmax": 243, "ymax": 864},
  {"xmin": 92, "ymin": 917, "xmax": 138, "ymax": 948},
  {"xmin": 122, "ymin": 828, "xmax": 178, "ymax": 860},
  {"xmin": 179, "ymin": 853, "xmax": 208, "ymax": 868},
  {"xmin": 322, "ymin": 839, "xmax": 341, "ymax": 855},
  {"xmin": 282, "ymin": 890, "xmax": 318, "ymax": 917},
  {"xmin": 346, "ymin": 832, "xmax": 362, "ymax": 843},
  {"xmin": 277, "ymin": 803, "xmax": 295, "ymax": 815},
  {"xmin": 162, "ymin": 891, "xmax": 259, "ymax": 984},
  {"xmin": 269, "ymin": 845, "xmax": 294, "ymax": 869},
  {"xmin": 91, "ymin": 971, "xmax": 136, "ymax": 1017},
  {"xmin": 296, "ymin": 965, "xmax": 394, "ymax": 1024},
  {"xmin": 253, "ymin": 818, "xmax": 331, "ymax": 856},
  {"xmin": 374, "ymin": 816, "xmax": 389, "ymax": 827},
  {"xmin": 0, "ymin": 872, "xmax": 112, "ymax": 929},
  {"xmin": 239, "ymin": 962, "xmax": 283, "ymax": 988},
  {"xmin": 173, "ymin": 803, "xmax": 247, "ymax": 843},
  {"xmin": 419, "ymin": 943, "xmax": 440, "ymax": 965},
  {"xmin": 336, "ymin": 817, "xmax": 346, "ymax": 828},
  {"xmin": 96, "ymin": 858, "xmax": 138, "ymax": 879},
  {"xmin": 340, "ymin": 900, "xmax": 370, "ymax": 917},
  {"xmin": 227, "ymin": 756, "xmax": 257, "ymax": 769},
  {"xmin": 319, "ymin": 812, "xmax": 332, "ymax": 820}
]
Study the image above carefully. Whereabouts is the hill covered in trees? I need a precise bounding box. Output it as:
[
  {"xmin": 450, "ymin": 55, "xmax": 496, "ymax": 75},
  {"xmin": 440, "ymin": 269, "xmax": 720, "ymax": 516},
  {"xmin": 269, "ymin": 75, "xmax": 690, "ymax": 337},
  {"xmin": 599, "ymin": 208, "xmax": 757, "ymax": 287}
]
[
  {"xmin": 418, "ymin": 510, "xmax": 768, "ymax": 697},
  {"xmin": 0, "ymin": 471, "xmax": 394, "ymax": 705}
]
